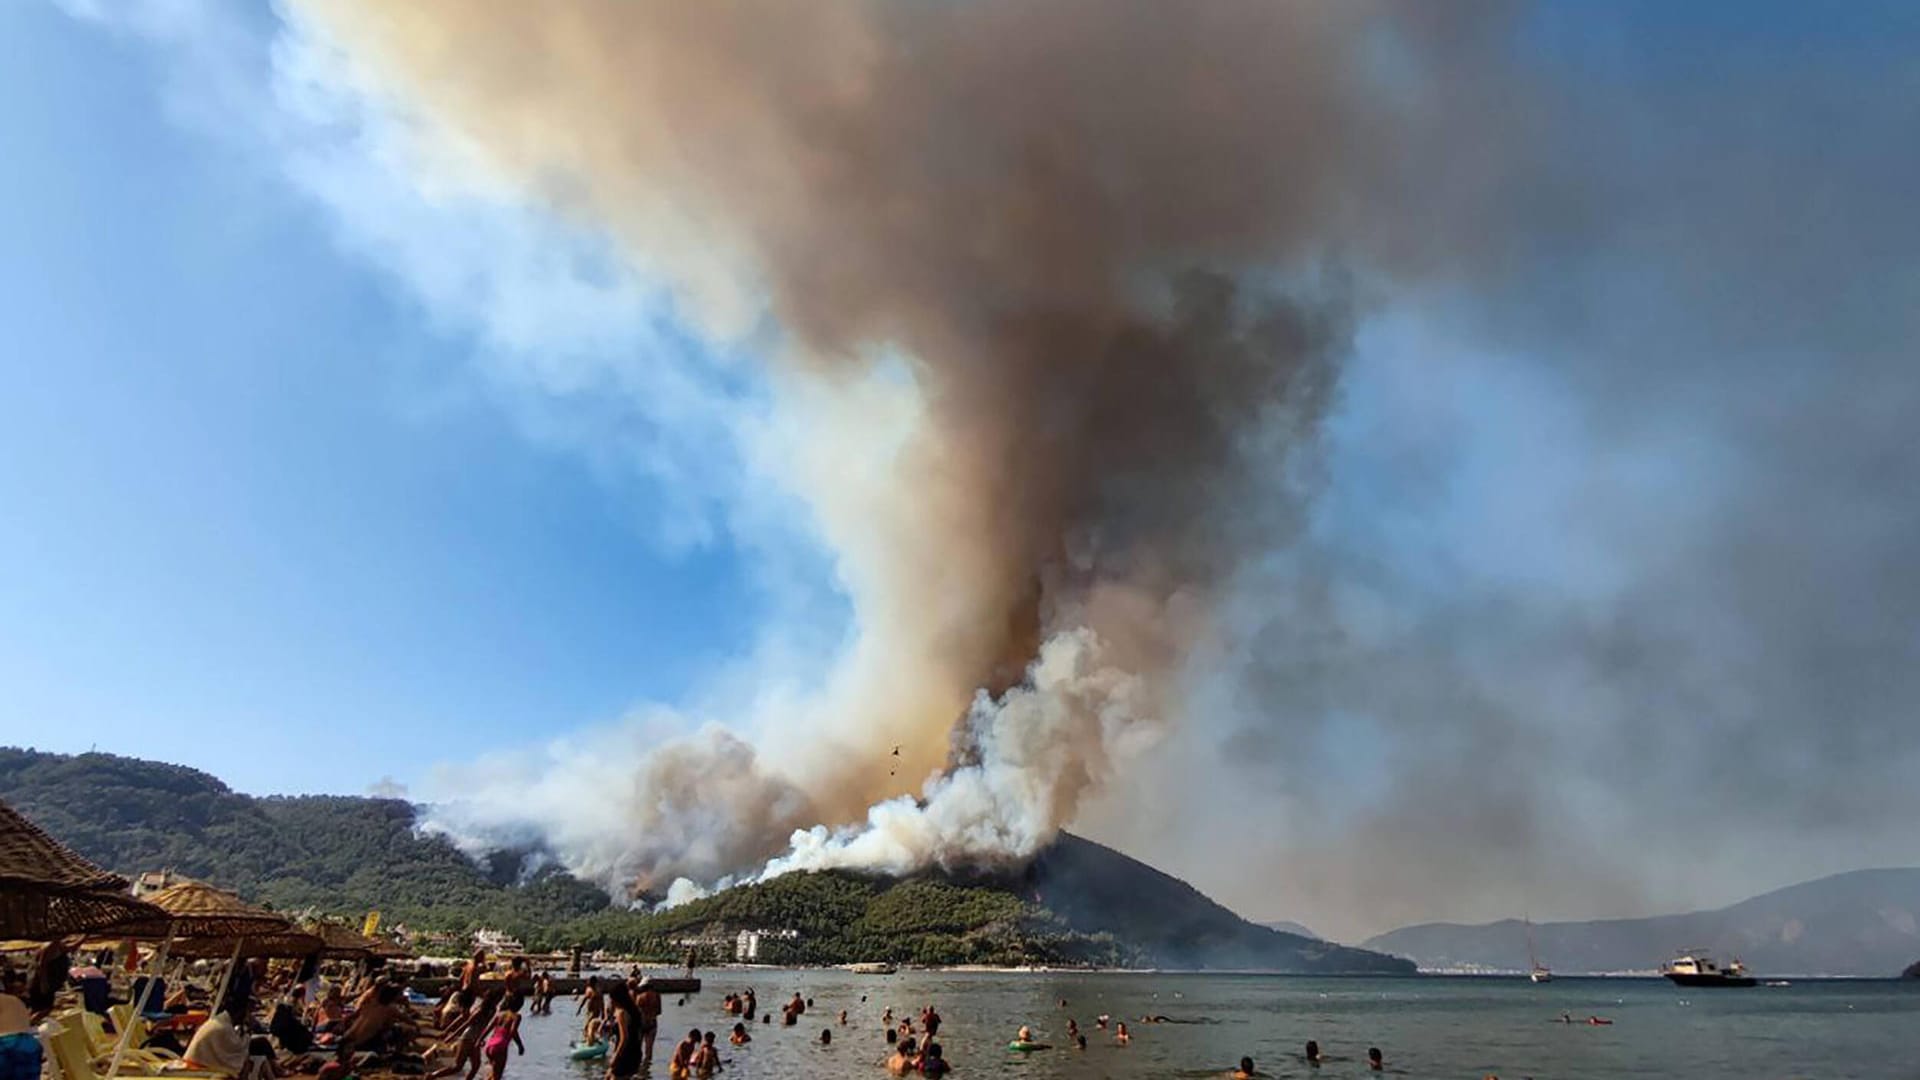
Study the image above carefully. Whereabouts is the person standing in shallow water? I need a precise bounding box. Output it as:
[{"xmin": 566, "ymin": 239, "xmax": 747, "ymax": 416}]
[
  {"xmin": 602, "ymin": 982, "xmax": 641, "ymax": 1080},
  {"xmin": 668, "ymin": 1028, "xmax": 699, "ymax": 1080},
  {"xmin": 634, "ymin": 978, "xmax": 663, "ymax": 1065}
]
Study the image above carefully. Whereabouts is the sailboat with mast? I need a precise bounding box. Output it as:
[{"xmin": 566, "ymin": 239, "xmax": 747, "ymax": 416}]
[{"xmin": 1525, "ymin": 917, "xmax": 1552, "ymax": 983}]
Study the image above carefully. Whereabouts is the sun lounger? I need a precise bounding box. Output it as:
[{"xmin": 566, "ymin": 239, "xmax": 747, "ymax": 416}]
[{"xmin": 44, "ymin": 1018, "xmax": 224, "ymax": 1080}]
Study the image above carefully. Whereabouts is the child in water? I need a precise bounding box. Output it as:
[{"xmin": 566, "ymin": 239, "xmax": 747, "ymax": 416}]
[
  {"xmin": 691, "ymin": 1031, "xmax": 720, "ymax": 1077},
  {"xmin": 920, "ymin": 1042, "xmax": 950, "ymax": 1078},
  {"xmin": 668, "ymin": 1028, "xmax": 700, "ymax": 1080},
  {"xmin": 1367, "ymin": 1046, "xmax": 1384, "ymax": 1071},
  {"xmin": 1114, "ymin": 1021, "xmax": 1131, "ymax": 1045},
  {"xmin": 728, "ymin": 1023, "xmax": 750, "ymax": 1046},
  {"xmin": 1230, "ymin": 1056, "xmax": 1259, "ymax": 1079}
]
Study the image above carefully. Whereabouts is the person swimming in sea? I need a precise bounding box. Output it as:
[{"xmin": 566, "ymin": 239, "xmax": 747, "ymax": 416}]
[
  {"xmin": 1075, "ymin": 1034, "xmax": 1088, "ymax": 1051},
  {"xmin": 1114, "ymin": 1021, "xmax": 1131, "ymax": 1045},
  {"xmin": 728, "ymin": 1023, "xmax": 749, "ymax": 1046},
  {"xmin": 1009, "ymin": 1025, "xmax": 1049, "ymax": 1051},
  {"xmin": 919, "ymin": 1042, "xmax": 950, "ymax": 1078},
  {"xmin": 1367, "ymin": 1046, "xmax": 1384, "ymax": 1071},
  {"xmin": 886, "ymin": 1037, "xmax": 918, "ymax": 1077},
  {"xmin": 1229, "ymin": 1055, "xmax": 1261, "ymax": 1079},
  {"xmin": 818, "ymin": 1028, "xmax": 832, "ymax": 1046},
  {"xmin": 1305, "ymin": 1039, "xmax": 1323, "ymax": 1065}
]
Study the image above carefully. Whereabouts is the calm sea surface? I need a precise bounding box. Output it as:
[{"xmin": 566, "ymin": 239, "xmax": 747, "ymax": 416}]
[{"xmin": 508, "ymin": 969, "xmax": 1920, "ymax": 1080}]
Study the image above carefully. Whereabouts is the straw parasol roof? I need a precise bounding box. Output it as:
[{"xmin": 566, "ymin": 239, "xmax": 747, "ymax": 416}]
[
  {"xmin": 105, "ymin": 880, "xmax": 320, "ymax": 956},
  {"xmin": 304, "ymin": 921, "xmax": 385, "ymax": 960},
  {"xmin": 171, "ymin": 929, "xmax": 325, "ymax": 960},
  {"xmin": 0, "ymin": 798, "xmax": 171, "ymax": 940}
]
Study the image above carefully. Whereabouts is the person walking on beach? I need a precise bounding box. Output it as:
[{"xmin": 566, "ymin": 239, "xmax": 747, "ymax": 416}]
[
  {"xmin": 460, "ymin": 950, "xmax": 486, "ymax": 995},
  {"xmin": 603, "ymin": 982, "xmax": 641, "ymax": 1080}
]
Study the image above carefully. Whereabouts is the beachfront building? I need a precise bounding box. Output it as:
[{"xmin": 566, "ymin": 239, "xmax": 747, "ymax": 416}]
[
  {"xmin": 734, "ymin": 928, "xmax": 799, "ymax": 962},
  {"xmin": 133, "ymin": 868, "xmax": 188, "ymax": 897},
  {"xmin": 472, "ymin": 927, "xmax": 525, "ymax": 955}
]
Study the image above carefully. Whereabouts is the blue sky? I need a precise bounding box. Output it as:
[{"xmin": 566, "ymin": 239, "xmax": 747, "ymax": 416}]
[{"xmin": 0, "ymin": 2, "xmax": 762, "ymax": 793}]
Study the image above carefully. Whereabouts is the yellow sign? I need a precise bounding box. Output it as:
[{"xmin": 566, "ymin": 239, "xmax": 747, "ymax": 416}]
[{"xmin": 362, "ymin": 912, "xmax": 382, "ymax": 938}]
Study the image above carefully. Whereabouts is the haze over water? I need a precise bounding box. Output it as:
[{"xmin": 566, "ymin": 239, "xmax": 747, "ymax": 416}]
[{"xmin": 523, "ymin": 970, "xmax": 1920, "ymax": 1079}]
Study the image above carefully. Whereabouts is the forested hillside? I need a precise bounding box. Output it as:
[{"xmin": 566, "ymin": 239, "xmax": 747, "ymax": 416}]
[
  {"xmin": 0, "ymin": 748, "xmax": 608, "ymax": 935},
  {"xmin": 0, "ymin": 748, "xmax": 1410, "ymax": 971}
]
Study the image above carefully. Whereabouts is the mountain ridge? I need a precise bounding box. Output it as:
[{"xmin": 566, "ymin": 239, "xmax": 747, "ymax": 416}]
[
  {"xmin": 0, "ymin": 746, "xmax": 1406, "ymax": 972},
  {"xmin": 1363, "ymin": 867, "xmax": 1920, "ymax": 977}
]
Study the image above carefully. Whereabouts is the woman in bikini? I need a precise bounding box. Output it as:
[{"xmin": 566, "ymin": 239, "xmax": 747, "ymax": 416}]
[{"xmin": 481, "ymin": 1005, "xmax": 524, "ymax": 1080}]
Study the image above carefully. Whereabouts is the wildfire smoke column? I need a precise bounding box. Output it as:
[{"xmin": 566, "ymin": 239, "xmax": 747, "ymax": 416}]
[{"xmin": 297, "ymin": 0, "xmax": 1503, "ymax": 884}]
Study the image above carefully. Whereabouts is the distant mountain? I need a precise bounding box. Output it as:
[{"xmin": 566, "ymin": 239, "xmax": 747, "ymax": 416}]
[
  {"xmin": 1260, "ymin": 921, "xmax": 1321, "ymax": 941},
  {"xmin": 1016, "ymin": 833, "xmax": 1400, "ymax": 971},
  {"xmin": 0, "ymin": 747, "xmax": 1409, "ymax": 972},
  {"xmin": 1364, "ymin": 868, "xmax": 1920, "ymax": 977}
]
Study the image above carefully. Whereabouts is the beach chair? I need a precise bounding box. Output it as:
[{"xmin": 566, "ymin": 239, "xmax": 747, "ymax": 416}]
[
  {"xmin": 55, "ymin": 1009, "xmax": 180, "ymax": 1071},
  {"xmin": 44, "ymin": 1016, "xmax": 213, "ymax": 1080}
]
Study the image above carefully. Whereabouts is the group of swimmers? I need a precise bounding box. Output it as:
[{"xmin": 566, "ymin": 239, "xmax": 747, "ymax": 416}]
[
  {"xmin": 1008, "ymin": 1005, "xmax": 1392, "ymax": 1077},
  {"xmin": 1217, "ymin": 1041, "xmax": 1389, "ymax": 1077},
  {"xmin": 878, "ymin": 1003, "xmax": 949, "ymax": 1075}
]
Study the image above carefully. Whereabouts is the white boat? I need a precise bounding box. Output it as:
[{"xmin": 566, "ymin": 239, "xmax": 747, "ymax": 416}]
[
  {"xmin": 845, "ymin": 962, "xmax": 898, "ymax": 975},
  {"xmin": 1662, "ymin": 951, "xmax": 1756, "ymax": 988},
  {"xmin": 1525, "ymin": 918, "xmax": 1552, "ymax": 983}
]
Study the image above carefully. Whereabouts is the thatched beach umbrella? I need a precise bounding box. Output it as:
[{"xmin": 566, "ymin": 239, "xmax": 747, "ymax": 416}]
[
  {"xmin": 303, "ymin": 920, "xmax": 386, "ymax": 961},
  {"xmin": 101, "ymin": 881, "xmax": 310, "ymax": 1079},
  {"xmin": 138, "ymin": 881, "xmax": 297, "ymax": 943},
  {"xmin": 0, "ymin": 797, "xmax": 168, "ymax": 939}
]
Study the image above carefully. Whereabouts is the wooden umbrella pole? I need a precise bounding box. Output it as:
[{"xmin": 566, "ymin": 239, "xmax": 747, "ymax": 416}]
[
  {"xmin": 106, "ymin": 924, "xmax": 175, "ymax": 1080},
  {"xmin": 208, "ymin": 937, "xmax": 244, "ymax": 1029}
]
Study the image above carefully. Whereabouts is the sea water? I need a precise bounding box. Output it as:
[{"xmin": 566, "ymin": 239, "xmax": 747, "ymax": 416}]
[{"xmin": 511, "ymin": 970, "xmax": 1919, "ymax": 1079}]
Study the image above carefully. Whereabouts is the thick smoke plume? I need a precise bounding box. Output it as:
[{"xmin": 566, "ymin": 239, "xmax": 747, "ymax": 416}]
[
  {"xmin": 295, "ymin": 0, "xmax": 1920, "ymax": 937},
  {"xmin": 300, "ymin": 0, "xmax": 1467, "ymax": 893}
]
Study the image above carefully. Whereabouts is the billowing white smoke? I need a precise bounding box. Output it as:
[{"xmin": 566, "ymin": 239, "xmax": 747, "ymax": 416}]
[
  {"xmin": 420, "ymin": 721, "xmax": 819, "ymax": 900},
  {"xmin": 758, "ymin": 628, "xmax": 1159, "ymax": 880}
]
